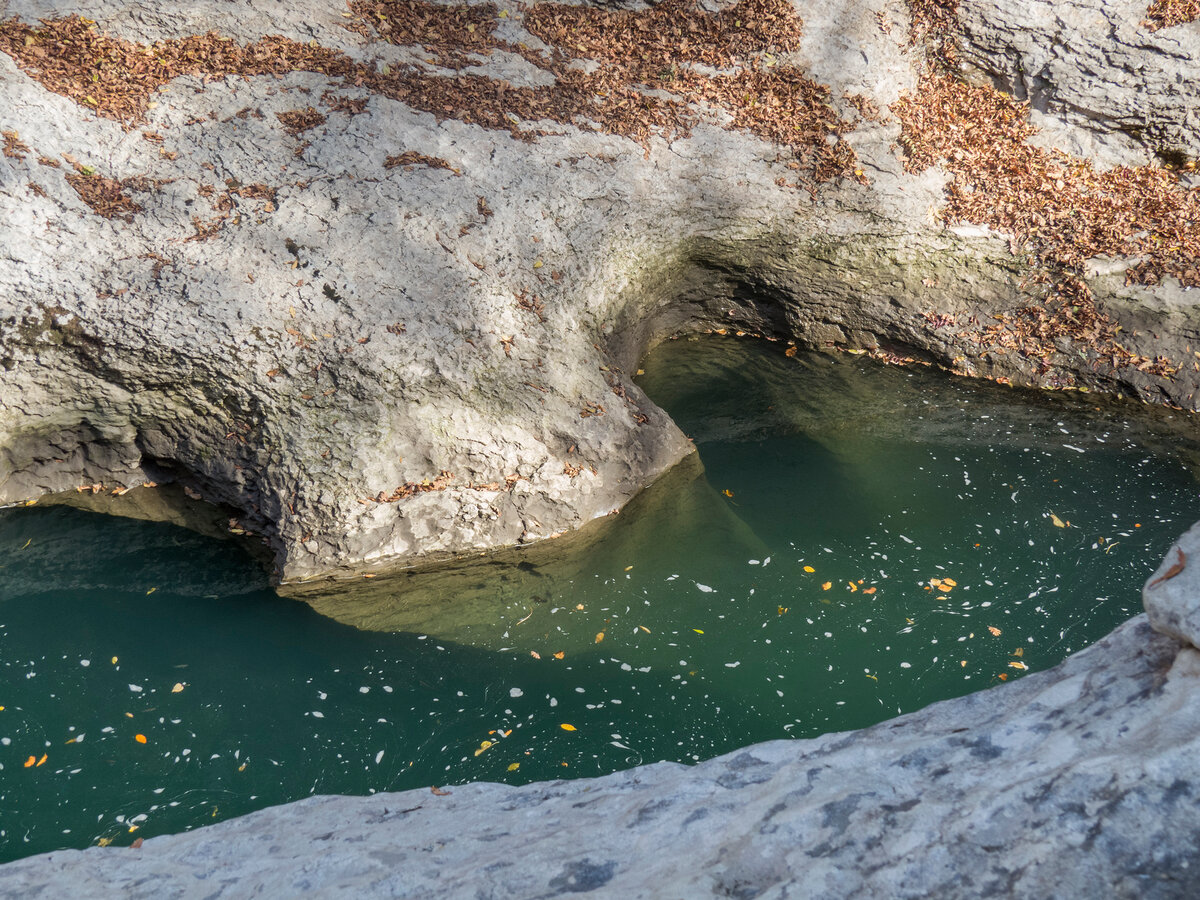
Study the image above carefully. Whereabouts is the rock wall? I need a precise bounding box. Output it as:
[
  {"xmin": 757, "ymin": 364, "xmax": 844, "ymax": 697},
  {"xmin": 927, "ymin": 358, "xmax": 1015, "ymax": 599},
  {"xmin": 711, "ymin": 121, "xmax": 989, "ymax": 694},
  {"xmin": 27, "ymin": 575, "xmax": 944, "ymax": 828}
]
[{"xmin": 2, "ymin": 0, "xmax": 1199, "ymax": 582}]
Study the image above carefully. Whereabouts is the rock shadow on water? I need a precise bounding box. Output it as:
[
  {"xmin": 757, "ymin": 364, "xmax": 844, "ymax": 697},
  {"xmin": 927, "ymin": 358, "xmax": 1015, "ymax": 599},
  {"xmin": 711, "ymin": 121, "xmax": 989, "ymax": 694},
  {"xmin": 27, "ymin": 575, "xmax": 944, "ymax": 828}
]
[{"xmin": 285, "ymin": 452, "xmax": 770, "ymax": 641}]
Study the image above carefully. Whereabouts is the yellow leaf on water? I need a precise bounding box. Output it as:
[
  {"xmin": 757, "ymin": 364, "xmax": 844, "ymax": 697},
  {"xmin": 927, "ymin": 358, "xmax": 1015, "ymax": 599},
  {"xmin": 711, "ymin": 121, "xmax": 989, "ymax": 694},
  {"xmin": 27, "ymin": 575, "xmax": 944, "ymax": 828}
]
[
  {"xmin": 594, "ymin": 632, "xmax": 604, "ymax": 643},
  {"xmin": 943, "ymin": 578, "xmax": 957, "ymax": 587},
  {"xmin": 134, "ymin": 734, "xmax": 147, "ymax": 744},
  {"xmin": 560, "ymin": 723, "xmax": 576, "ymax": 731},
  {"xmin": 865, "ymin": 673, "xmax": 877, "ymax": 681},
  {"xmin": 638, "ymin": 625, "xmax": 651, "ymax": 634},
  {"xmin": 96, "ymin": 837, "xmax": 112, "ymax": 847},
  {"xmin": 693, "ymin": 628, "xmax": 704, "ymax": 634},
  {"xmin": 1050, "ymin": 513, "xmax": 1067, "ymax": 528},
  {"xmin": 906, "ymin": 617, "xmax": 914, "ymax": 624},
  {"xmin": 238, "ymin": 762, "xmax": 247, "ymax": 771},
  {"xmin": 171, "ymin": 683, "xmax": 184, "ymax": 693},
  {"xmin": 777, "ymin": 606, "xmax": 788, "ymax": 615},
  {"xmin": 1008, "ymin": 661, "xmax": 1028, "ymax": 671},
  {"xmin": 36, "ymin": 754, "xmax": 47, "ymax": 766},
  {"xmin": 1012, "ymin": 647, "xmax": 1024, "ymax": 658},
  {"xmin": 803, "ymin": 566, "xmax": 815, "ymax": 573},
  {"xmin": 987, "ymin": 626, "xmax": 1002, "ymax": 636},
  {"xmin": 722, "ymin": 489, "xmax": 734, "ymax": 498},
  {"xmin": 553, "ymin": 651, "xmax": 565, "ymax": 659},
  {"xmin": 848, "ymin": 582, "xmax": 857, "ymax": 592},
  {"xmin": 624, "ymin": 565, "xmax": 633, "ymax": 571},
  {"xmin": 23, "ymin": 756, "xmax": 35, "ymax": 768},
  {"xmin": 20, "ymin": 539, "xmax": 31, "ymax": 549},
  {"xmin": 111, "ymin": 657, "xmax": 118, "ymax": 665},
  {"xmin": 146, "ymin": 587, "xmax": 157, "ymax": 595},
  {"xmin": 474, "ymin": 740, "xmax": 494, "ymax": 757},
  {"xmin": 960, "ymin": 660, "xmax": 967, "ymax": 667},
  {"xmin": 507, "ymin": 762, "xmax": 520, "ymax": 771},
  {"xmin": 821, "ymin": 581, "xmax": 832, "ymax": 591}
]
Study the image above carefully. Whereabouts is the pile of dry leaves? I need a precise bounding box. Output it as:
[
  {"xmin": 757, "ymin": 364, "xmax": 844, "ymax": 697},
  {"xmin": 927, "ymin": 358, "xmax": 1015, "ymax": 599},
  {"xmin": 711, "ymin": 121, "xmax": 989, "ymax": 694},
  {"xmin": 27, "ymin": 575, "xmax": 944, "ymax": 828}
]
[
  {"xmin": 1145, "ymin": 0, "xmax": 1200, "ymax": 30},
  {"xmin": 0, "ymin": 0, "xmax": 858, "ymax": 183}
]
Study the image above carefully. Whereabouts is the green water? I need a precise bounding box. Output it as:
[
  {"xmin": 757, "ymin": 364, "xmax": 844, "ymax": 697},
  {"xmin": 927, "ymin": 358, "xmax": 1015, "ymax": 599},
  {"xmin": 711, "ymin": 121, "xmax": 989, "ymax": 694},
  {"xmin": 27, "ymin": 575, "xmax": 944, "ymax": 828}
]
[{"xmin": 2, "ymin": 338, "xmax": 1199, "ymax": 862}]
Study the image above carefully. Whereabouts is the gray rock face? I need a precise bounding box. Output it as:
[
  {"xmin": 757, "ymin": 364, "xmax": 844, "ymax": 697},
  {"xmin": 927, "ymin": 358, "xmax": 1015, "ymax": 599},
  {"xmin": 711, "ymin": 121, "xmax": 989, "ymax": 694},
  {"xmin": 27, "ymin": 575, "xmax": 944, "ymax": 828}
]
[
  {"xmin": 956, "ymin": 0, "xmax": 1200, "ymax": 166},
  {"xmin": 2, "ymin": 0, "xmax": 1199, "ymax": 582},
  {"xmin": 1, "ymin": 613, "xmax": 1196, "ymax": 899}
]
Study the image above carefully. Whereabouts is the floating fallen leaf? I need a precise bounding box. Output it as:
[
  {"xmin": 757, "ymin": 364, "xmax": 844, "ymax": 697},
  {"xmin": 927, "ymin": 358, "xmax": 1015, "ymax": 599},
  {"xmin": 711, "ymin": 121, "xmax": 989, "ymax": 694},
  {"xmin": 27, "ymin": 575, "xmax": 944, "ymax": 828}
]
[
  {"xmin": 23, "ymin": 756, "xmax": 35, "ymax": 768},
  {"xmin": 128, "ymin": 825, "xmax": 139, "ymax": 833},
  {"xmin": 929, "ymin": 577, "xmax": 942, "ymax": 587},
  {"xmin": 821, "ymin": 581, "xmax": 832, "ymax": 591},
  {"xmin": 943, "ymin": 578, "xmax": 957, "ymax": 587},
  {"xmin": 238, "ymin": 762, "xmax": 247, "ymax": 771},
  {"xmin": 474, "ymin": 740, "xmax": 494, "ymax": 757},
  {"xmin": 430, "ymin": 786, "xmax": 451, "ymax": 796},
  {"xmin": 987, "ymin": 626, "xmax": 1002, "ymax": 636},
  {"xmin": 1050, "ymin": 512, "xmax": 1068, "ymax": 528},
  {"xmin": 863, "ymin": 587, "xmax": 876, "ymax": 594},
  {"xmin": 560, "ymin": 723, "xmax": 577, "ymax": 731},
  {"xmin": 865, "ymin": 673, "xmax": 877, "ymax": 681},
  {"xmin": 960, "ymin": 660, "xmax": 967, "ymax": 667},
  {"xmin": 638, "ymin": 625, "xmax": 651, "ymax": 634},
  {"xmin": 134, "ymin": 734, "xmax": 147, "ymax": 744},
  {"xmin": 722, "ymin": 489, "xmax": 734, "ymax": 498},
  {"xmin": 1008, "ymin": 661, "xmax": 1028, "ymax": 671},
  {"xmin": 848, "ymin": 582, "xmax": 857, "ymax": 592},
  {"xmin": 146, "ymin": 587, "xmax": 157, "ymax": 595},
  {"xmin": 1012, "ymin": 647, "xmax": 1024, "ymax": 658},
  {"xmin": 20, "ymin": 539, "xmax": 31, "ymax": 550},
  {"xmin": 553, "ymin": 651, "xmax": 565, "ymax": 659},
  {"xmin": 96, "ymin": 837, "xmax": 113, "ymax": 847},
  {"xmin": 906, "ymin": 617, "xmax": 915, "ymax": 625},
  {"xmin": 936, "ymin": 583, "xmax": 953, "ymax": 593},
  {"xmin": 576, "ymin": 604, "xmax": 585, "ymax": 611},
  {"xmin": 594, "ymin": 632, "xmax": 604, "ymax": 643},
  {"xmin": 37, "ymin": 754, "xmax": 47, "ymax": 766},
  {"xmin": 111, "ymin": 657, "xmax": 118, "ymax": 664},
  {"xmin": 507, "ymin": 762, "xmax": 520, "ymax": 771},
  {"xmin": 998, "ymin": 673, "xmax": 1008, "ymax": 681},
  {"xmin": 777, "ymin": 606, "xmax": 788, "ymax": 615},
  {"xmin": 624, "ymin": 565, "xmax": 633, "ymax": 571},
  {"xmin": 171, "ymin": 683, "xmax": 184, "ymax": 693},
  {"xmin": 785, "ymin": 346, "xmax": 797, "ymax": 357},
  {"xmin": 693, "ymin": 628, "xmax": 704, "ymax": 634},
  {"xmin": 530, "ymin": 650, "xmax": 541, "ymax": 659},
  {"xmin": 803, "ymin": 565, "xmax": 815, "ymax": 573}
]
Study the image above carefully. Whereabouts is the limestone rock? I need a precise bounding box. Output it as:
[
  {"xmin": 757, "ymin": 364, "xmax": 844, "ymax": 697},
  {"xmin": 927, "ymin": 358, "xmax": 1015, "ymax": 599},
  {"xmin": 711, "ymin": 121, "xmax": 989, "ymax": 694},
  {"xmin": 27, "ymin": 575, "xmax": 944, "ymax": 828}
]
[
  {"xmin": 2, "ymin": 0, "xmax": 1199, "ymax": 581},
  {"xmin": 1144, "ymin": 519, "xmax": 1200, "ymax": 649}
]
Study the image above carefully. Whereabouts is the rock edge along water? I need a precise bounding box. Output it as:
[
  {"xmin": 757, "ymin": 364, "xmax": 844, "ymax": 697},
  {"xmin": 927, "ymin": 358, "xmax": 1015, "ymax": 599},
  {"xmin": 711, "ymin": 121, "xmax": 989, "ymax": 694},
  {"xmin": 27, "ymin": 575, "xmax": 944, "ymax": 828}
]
[
  {"xmin": 2, "ymin": 0, "xmax": 1199, "ymax": 581},
  {"xmin": 0, "ymin": 605, "xmax": 1197, "ymax": 897}
]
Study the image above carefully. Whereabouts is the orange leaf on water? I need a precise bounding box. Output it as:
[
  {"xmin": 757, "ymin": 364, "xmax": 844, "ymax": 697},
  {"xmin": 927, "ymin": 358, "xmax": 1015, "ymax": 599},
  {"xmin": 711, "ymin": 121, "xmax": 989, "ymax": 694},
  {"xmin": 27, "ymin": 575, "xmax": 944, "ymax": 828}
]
[
  {"xmin": 821, "ymin": 582, "xmax": 832, "ymax": 591},
  {"xmin": 560, "ymin": 723, "xmax": 577, "ymax": 732},
  {"xmin": 23, "ymin": 756, "xmax": 35, "ymax": 768},
  {"xmin": 553, "ymin": 651, "xmax": 565, "ymax": 659},
  {"xmin": 594, "ymin": 632, "xmax": 604, "ymax": 643},
  {"xmin": 134, "ymin": 734, "xmax": 147, "ymax": 744},
  {"xmin": 987, "ymin": 626, "xmax": 1002, "ymax": 636}
]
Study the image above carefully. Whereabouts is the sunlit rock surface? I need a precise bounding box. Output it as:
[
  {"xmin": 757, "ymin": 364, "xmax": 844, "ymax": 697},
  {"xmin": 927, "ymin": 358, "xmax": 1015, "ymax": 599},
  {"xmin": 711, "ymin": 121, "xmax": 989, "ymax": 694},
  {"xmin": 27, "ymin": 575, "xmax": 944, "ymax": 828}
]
[{"xmin": 2, "ymin": 0, "xmax": 1199, "ymax": 582}]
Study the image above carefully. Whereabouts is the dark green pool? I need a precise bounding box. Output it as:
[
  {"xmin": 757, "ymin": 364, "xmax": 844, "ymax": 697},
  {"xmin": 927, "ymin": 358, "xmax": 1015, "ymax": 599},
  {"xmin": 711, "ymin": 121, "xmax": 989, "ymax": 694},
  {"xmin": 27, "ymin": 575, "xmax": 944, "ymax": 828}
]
[{"xmin": 2, "ymin": 337, "xmax": 1198, "ymax": 862}]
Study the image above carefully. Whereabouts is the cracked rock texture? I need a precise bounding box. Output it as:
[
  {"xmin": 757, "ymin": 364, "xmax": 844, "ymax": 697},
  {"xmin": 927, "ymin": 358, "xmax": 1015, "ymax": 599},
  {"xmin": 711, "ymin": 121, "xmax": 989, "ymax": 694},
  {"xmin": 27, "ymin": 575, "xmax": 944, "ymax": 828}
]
[
  {"xmin": 4, "ymin": 0, "xmax": 1200, "ymax": 895},
  {"xmin": 2, "ymin": 0, "xmax": 1199, "ymax": 582},
  {"xmin": 2, "ymin": 612, "xmax": 1198, "ymax": 898},
  {"xmin": 957, "ymin": 0, "xmax": 1200, "ymax": 166}
]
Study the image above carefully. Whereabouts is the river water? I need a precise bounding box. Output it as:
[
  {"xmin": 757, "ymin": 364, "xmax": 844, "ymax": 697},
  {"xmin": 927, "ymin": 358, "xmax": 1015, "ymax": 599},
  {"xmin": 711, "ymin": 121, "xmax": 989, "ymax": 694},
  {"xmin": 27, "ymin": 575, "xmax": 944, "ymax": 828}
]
[{"xmin": 1, "ymin": 337, "xmax": 1197, "ymax": 861}]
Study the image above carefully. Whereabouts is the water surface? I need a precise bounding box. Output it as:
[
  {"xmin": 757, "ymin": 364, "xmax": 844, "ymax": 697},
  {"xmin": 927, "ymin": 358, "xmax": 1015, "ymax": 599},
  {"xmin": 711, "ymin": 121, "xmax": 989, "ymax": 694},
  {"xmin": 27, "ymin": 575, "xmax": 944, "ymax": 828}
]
[{"xmin": 1, "ymin": 337, "xmax": 1197, "ymax": 861}]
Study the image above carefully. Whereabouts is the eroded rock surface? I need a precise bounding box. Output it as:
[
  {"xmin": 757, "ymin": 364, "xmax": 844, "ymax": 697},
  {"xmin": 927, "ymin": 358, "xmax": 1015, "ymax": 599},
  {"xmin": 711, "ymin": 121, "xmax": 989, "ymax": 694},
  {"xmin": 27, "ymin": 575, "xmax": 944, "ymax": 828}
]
[
  {"xmin": 1, "ymin": 614, "xmax": 1196, "ymax": 898},
  {"xmin": 2, "ymin": 0, "xmax": 1199, "ymax": 581}
]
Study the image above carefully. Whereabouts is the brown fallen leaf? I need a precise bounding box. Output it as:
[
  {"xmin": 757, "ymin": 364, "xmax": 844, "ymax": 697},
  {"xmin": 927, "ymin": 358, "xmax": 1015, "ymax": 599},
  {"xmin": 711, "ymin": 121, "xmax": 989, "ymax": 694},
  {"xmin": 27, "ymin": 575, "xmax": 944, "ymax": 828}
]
[
  {"xmin": 130, "ymin": 837, "xmax": 144, "ymax": 849},
  {"xmin": 1148, "ymin": 547, "xmax": 1187, "ymax": 588},
  {"xmin": 430, "ymin": 786, "xmax": 451, "ymax": 796}
]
